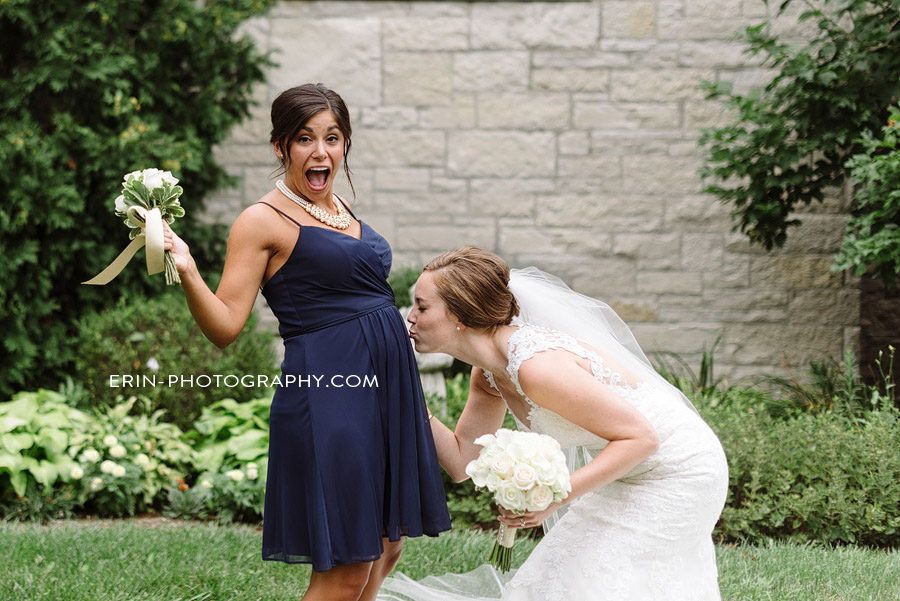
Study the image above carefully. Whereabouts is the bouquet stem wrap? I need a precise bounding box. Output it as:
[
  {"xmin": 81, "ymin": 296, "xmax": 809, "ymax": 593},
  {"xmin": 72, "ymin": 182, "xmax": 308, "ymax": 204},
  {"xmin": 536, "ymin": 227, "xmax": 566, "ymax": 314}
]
[
  {"xmin": 490, "ymin": 522, "xmax": 517, "ymax": 573},
  {"xmin": 83, "ymin": 206, "xmax": 165, "ymax": 285}
]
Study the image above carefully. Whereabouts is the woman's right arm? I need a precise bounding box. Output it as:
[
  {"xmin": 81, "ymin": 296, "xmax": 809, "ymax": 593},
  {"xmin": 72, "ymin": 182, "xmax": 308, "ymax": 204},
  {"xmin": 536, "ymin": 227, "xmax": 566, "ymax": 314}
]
[
  {"xmin": 164, "ymin": 205, "xmax": 273, "ymax": 348},
  {"xmin": 429, "ymin": 366, "xmax": 508, "ymax": 482}
]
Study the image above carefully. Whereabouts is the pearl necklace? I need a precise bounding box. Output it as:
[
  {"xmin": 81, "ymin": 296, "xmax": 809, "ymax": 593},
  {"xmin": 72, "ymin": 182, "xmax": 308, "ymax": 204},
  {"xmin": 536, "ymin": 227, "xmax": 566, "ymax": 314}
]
[{"xmin": 276, "ymin": 180, "xmax": 352, "ymax": 230}]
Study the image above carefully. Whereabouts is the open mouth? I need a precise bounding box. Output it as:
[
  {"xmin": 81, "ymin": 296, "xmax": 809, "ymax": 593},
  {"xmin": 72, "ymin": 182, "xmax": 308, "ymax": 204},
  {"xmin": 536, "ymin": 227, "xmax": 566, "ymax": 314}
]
[{"xmin": 306, "ymin": 167, "xmax": 330, "ymax": 192}]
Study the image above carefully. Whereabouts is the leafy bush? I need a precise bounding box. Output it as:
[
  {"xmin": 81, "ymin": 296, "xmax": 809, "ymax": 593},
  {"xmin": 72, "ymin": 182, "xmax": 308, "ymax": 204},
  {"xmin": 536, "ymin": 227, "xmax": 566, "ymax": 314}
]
[
  {"xmin": 0, "ymin": 390, "xmax": 87, "ymax": 499},
  {"xmin": 704, "ymin": 404, "xmax": 900, "ymax": 547},
  {"xmin": 188, "ymin": 396, "xmax": 271, "ymax": 477},
  {"xmin": 834, "ymin": 108, "xmax": 900, "ymax": 285},
  {"xmin": 73, "ymin": 292, "xmax": 278, "ymax": 429},
  {"xmin": 67, "ymin": 396, "xmax": 195, "ymax": 515},
  {"xmin": 389, "ymin": 265, "xmax": 422, "ymax": 308},
  {"xmin": 195, "ymin": 462, "xmax": 265, "ymax": 523},
  {"xmin": 699, "ymin": 0, "xmax": 900, "ymax": 285},
  {"xmin": 0, "ymin": 0, "xmax": 274, "ymax": 398}
]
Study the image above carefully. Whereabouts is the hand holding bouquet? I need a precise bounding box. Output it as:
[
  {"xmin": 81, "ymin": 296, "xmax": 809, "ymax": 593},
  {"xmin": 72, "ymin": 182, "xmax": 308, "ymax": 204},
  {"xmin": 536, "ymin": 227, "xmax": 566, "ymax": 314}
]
[
  {"xmin": 84, "ymin": 168, "xmax": 185, "ymax": 286},
  {"xmin": 465, "ymin": 428, "xmax": 571, "ymax": 572}
]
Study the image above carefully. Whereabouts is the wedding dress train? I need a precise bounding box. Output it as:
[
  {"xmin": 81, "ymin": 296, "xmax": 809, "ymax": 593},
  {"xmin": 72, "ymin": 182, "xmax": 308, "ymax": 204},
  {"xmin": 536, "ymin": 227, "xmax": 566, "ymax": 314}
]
[{"xmin": 379, "ymin": 324, "xmax": 728, "ymax": 601}]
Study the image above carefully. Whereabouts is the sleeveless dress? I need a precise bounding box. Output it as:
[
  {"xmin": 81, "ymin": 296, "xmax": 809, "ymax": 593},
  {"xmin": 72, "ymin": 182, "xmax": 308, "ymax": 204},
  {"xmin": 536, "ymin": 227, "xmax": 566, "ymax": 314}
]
[
  {"xmin": 379, "ymin": 324, "xmax": 728, "ymax": 600},
  {"xmin": 257, "ymin": 201, "xmax": 451, "ymax": 572}
]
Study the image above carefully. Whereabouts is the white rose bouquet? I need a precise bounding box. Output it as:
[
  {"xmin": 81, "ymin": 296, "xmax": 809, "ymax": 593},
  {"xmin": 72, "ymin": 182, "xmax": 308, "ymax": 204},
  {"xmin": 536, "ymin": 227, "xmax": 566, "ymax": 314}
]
[
  {"xmin": 465, "ymin": 428, "xmax": 571, "ymax": 572},
  {"xmin": 83, "ymin": 168, "xmax": 185, "ymax": 286}
]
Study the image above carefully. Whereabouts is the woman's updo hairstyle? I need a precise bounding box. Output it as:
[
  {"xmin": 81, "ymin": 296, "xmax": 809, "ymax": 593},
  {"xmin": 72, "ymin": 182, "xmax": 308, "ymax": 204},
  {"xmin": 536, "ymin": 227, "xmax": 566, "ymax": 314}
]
[
  {"xmin": 270, "ymin": 83, "xmax": 354, "ymax": 197},
  {"xmin": 423, "ymin": 246, "xmax": 519, "ymax": 331}
]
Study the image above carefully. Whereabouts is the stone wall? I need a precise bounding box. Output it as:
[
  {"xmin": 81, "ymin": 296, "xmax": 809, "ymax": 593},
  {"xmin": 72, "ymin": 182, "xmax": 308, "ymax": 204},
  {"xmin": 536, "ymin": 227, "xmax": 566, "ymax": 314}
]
[{"xmin": 206, "ymin": 0, "xmax": 860, "ymax": 379}]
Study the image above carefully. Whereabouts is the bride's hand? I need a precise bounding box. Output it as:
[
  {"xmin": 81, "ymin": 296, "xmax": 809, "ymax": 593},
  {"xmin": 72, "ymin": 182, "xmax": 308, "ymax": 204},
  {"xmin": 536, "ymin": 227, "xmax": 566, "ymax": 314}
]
[
  {"xmin": 497, "ymin": 502, "xmax": 563, "ymax": 529},
  {"xmin": 162, "ymin": 220, "xmax": 193, "ymax": 274}
]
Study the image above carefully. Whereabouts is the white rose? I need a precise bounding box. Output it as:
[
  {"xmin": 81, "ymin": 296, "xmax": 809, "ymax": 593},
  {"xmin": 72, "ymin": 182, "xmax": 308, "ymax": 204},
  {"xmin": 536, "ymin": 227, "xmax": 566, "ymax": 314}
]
[
  {"xmin": 112, "ymin": 465, "xmax": 127, "ymax": 478},
  {"xmin": 497, "ymin": 481, "xmax": 526, "ymax": 512},
  {"xmin": 489, "ymin": 452, "xmax": 515, "ymax": 478},
  {"xmin": 100, "ymin": 460, "xmax": 117, "ymax": 474},
  {"xmin": 135, "ymin": 453, "xmax": 151, "ymax": 469},
  {"xmin": 226, "ymin": 469, "xmax": 245, "ymax": 482},
  {"xmin": 90, "ymin": 477, "xmax": 104, "ymax": 491},
  {"xmin": 109, "ymin": 444, "xmax": 127, "ymax": 459},
  {"xmin": 511, "ymin": 463, "xmax": 538, "ymax": 491},
  {"xmin": 82, "ymin": 449, "xmax": 101, "ymax": 463},
  {"xmin": 103, "ymin": 435, "xmax": 118, "ymax": 447},
  {"xmin": 538, "ymin": 435, "xmax": 562, "ymax": 459},
  {"xmin": 140, "ymin": 168, "xmax": 178, "ymax": 190},
  {"xmin": 247, "ymin": 468, "xmax": 259, "ymax": 481},
  {"xmin": 465, "ymin": 459, "xmax": 491, "ymax": 487},
  {"xmin": 526, "ymin": 485, "xmax": 554, "ymax": 511},
  {"xmin": 114, "ymin": 194, "xmax": 127, "ymax": 214},
  {"xmin": 200, "ymin": 479, "xmax": 214, "ymax": 489},
  {"xmin": 473, "ymin": 433, "xmax": 496, "ymax": 448},
  {"xmin": 506, "ymin": 441, "xmax": 536, "ymax": 462},
  {"xmin": 70, "ymin": 466, "xmax": 84, "ymax": 480},
  {"xmin": 485, "ymin": 472, "xmax": 502, "ymax": 492},
  {"xmin": 494, "ymin": 429, "xmax": 516, "ymax": 450}
]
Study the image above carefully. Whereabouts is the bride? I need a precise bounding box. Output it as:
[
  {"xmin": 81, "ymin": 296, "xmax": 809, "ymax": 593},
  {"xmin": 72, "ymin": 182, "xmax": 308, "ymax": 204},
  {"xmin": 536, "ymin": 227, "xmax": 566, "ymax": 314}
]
[{"xmin": 381, "ymin": 246, "xmax": 728, "ymax": 601}]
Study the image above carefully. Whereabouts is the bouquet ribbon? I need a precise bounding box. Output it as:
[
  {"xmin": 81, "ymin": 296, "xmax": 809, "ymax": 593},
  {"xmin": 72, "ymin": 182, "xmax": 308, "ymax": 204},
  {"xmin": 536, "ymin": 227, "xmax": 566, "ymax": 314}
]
[{"xmin": 83, "ymin": 206, "xmax": 164, "ymax": 285}]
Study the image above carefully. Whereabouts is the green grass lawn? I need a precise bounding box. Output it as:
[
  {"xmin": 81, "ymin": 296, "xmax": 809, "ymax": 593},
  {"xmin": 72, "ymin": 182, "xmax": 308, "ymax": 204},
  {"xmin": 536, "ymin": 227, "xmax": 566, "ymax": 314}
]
[{"xmin": 1, "ymin": 520, "xmax": 898, "ymax": 600}]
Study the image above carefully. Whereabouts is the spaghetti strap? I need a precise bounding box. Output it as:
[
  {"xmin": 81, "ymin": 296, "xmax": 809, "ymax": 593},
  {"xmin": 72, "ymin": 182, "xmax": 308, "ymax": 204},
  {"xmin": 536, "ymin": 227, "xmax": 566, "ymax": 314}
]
[
  {"xmin": 335, "ymin": 194, "xmax": 357, "ymax": 219},
  {"xmin": 256, "ymin": 201, "xmax": 303, "ymax": 228}
]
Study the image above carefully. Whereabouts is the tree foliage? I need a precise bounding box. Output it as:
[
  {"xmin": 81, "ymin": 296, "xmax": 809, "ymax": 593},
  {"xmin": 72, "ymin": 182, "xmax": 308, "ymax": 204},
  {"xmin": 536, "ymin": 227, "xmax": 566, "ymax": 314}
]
[
  {"xmin": 0, "ymin": 0, "xmax": 274, "ymax": 397},
  {"xmin": 699, "ymin": 0, "xmax": 900, "ymax": 284}
]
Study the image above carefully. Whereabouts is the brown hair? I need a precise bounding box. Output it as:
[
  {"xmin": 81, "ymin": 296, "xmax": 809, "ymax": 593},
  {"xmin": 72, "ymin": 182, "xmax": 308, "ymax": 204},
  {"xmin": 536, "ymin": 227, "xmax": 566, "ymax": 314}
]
[
  {"xmin": 423, "ymin": 246, "xmax": 519, "ymax": 331},
  {"xmin": 269, "ymin": 83, "xmax": 354, "ymax": 197}
]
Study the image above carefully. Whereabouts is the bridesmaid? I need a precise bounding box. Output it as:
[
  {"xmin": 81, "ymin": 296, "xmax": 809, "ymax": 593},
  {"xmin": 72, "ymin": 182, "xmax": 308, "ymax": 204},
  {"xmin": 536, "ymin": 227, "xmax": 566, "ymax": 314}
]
[{"xmin": 163, "ymin": 83, "xmax": 450, "ymax": 601}]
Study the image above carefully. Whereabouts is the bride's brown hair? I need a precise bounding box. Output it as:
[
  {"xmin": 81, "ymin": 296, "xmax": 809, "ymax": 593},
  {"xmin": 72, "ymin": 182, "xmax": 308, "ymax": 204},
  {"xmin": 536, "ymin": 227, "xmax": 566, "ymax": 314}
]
[{"xmin": 423, "ymin": 246, "xmax": 519, "ymax": 331}]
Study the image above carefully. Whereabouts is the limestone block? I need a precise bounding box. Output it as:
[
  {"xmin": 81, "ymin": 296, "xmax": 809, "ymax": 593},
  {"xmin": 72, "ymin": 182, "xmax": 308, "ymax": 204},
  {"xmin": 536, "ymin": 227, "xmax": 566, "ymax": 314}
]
[
  {"xmin": 477, "ymin": 92, "xmax": 571, "ymax": 130},
  {"xmin": 717, "ymin": 68, "xmax": 777, "ymax": 95},
  {"xmin": 679, "ymin": 41, "xmax": 754, "ymax": 68},
  {"xmin": 395, "ymin": 221, "xmax": 496, "ymax": 252},
  {"xmin": 622, "ymin": 155, "xmax": 704, "ymax": 195},
  {"xmin": 658, "ymin": 18, "xmax": 751, "ymax": 41},
  {"xmin": 742, "ymin": 0, "xmax": 770, "ymax": 18},
  {"xmin": 602, "ymin": 2, "xmax": 657, "ymax": 39},
  {"xmin": 383, "ymin": 17, "xmax": 469, "ymax": 51},
  {"xmin": 213, "ymin": 143, "xmax": 273, "ymax": 167},
  {"xmin": 537, "ymin": 189, "xmax": 666, "ymax": 229},
  {"xmin": 614, "ymin": 233, "xmax": 681, "ymax": 261},
  {"xmin": 629, "ymin": 43, "xmax": 681, "ymax": 68},
  {"xmin": 468, "ymin": 177, "xmax": 556, "ymax": 218},
  {"xmin": 242, "ymin": 166, "xmax": 281, "ymax": 207},
  {"xmin": 685, "ymin": 98, "xmax": 738, "ymax": 129},
  {"xmin": 269, "ymin": 17, "xmax": 381, "ymax": 108},
  {"xmin": 448, "ymin": 131, "xmax": 556, "ymax": 177},
  {"xmin": 684, "ymin": 0, "xmax": 743, "ymax": 19},
  {"xmin": 419, "ymin": 95, "xmax": 477, "ymax": 129},
  {"xmin": 384, "ymin": 52, "xmax": 453, "ymax": 106},
  {"xmin": 610, "ymin": 300, "xmax": 659, "ymax": 321},
  {"xmin": 335, "ymin": 167, "xmax": 374, "ymax": 206},
  {"xmin": 637, "ymin": 271, "xmax": 703, "ymax": 295},
  {"xmin": 705, "ymin": 253, "xmax": 751, "ymax": 289},
  {"xmin": 629, "ymin": 323, "xmax": 724, "ymax": 355},
  {"xmin": 659, "ymin": 289, "xmax": 789, "ymax": 323},
  {"xmin": 559, "ymin": 131, "xmax": 591, "ymax": 155},
  {"xmin": 843, "ymin": 326, "xmax": 860, "ymax": 355},
  {"xmin": 750, "ymin": 255, "xmax": 842, "ymax": 289},
  {"xmin": 777, "ymin": 215, "xmax": 845, "ymax": 255},
  {"xmin": 681, "ymin": 233, "xmax": 725, "ymax": 271},
  {"xmin": 557, "ymin": 153, "xmax": 622, "ymax": 179},
  {"xmin": 724, "ymin": 324, "xmax": 843, "ymax": 366},
  {"xmin": 611, "ymin": 68, "xmax": 712, "ymax": 102},
  {"xmin": 453, "ymin": 52, "xmax": 531, "ymax": 92},
  {"xmin": 574, "ymin": 101, "xmax": 680, "ymax": 130},
  {"xmin": 360, "ymin": 213, "xmax": 396, "ymax": 247},
  {"xmin": 470, "ymin": 3, "xmax": 600, "ymax": 49},
  {"xmin": 788, "ymin": 289, "xmax": 861, "ymax": 326},
  {"xmin": 499, "ymin": 227, "xmax": 560, "ymax": 255},
  {"xmin": 589, "ymin": 134, "xmax": 671, "ymax": 156},
  {"xmin": 373, "ymin": 189, "xmax": 469, "ymax": 215},
  {"xmin": 532, "ymin": 68, "xmax": 610, "ymax": 93},
  {"xmin": 225, "ymin": 82, "xmax": 271, "ymax": 145},
  {"xmin": 361, "ymin": 106, "xmax": 419, "ymax": 128},
  {"xmin": 533, "ymin": 51, "xmax": 629, "ymax": 69},
  {"xmin": 353, "ymin": 129, "xmax": 445, "ymax": 168},
  {"xmin": 567, "ymin": 258, "xmax": 641, "ymax": 297},
  {"xmin": 374, "ymin": 168, "xmax": 431, "ymax": 192}
]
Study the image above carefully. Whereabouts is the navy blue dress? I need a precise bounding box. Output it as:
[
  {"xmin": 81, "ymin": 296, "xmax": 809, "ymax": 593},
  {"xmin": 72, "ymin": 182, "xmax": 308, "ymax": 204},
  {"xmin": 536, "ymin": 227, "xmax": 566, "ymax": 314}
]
[{"xmin": 257, "ymin": 200, "xmax": 451, "ymax": 572}]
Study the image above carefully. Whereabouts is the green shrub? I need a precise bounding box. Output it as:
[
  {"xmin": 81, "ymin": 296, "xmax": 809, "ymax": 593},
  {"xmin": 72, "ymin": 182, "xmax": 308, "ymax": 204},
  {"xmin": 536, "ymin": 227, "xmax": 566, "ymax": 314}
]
[
  {"xmin": 0, "ymin": 0, "xmax": 274, "ymax": 398},
  {"xmin": 188, "ymin": 396, "xmax": 271, "ymax": 477},
  {"xmin": 702, "ymin": 403, "xmax": 900, "ymax": 547},
  {"xmin": 73, "ymin": 292, "xmax": 278, "ymax": 429},
  {"xmin": 194, "ymin": 462, "xmax": 265, "ymax": 523},
  {"xmin": 389, "ymin": 265, "xmax": 422, "ymax": 308}
]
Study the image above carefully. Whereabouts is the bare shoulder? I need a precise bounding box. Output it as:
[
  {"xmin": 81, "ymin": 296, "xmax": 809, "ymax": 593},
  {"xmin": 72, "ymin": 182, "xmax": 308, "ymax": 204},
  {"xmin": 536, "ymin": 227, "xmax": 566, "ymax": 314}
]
[{"xmin": 517, "ymin": 348, "xmax": 590, "ymax": 396}]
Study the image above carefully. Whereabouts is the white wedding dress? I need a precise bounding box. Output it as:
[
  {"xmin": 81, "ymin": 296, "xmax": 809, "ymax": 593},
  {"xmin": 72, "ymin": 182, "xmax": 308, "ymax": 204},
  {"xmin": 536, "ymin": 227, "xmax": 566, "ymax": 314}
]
[{"xmin": 379, "ymin": 324, "xmax": 729, "ymax": 601}]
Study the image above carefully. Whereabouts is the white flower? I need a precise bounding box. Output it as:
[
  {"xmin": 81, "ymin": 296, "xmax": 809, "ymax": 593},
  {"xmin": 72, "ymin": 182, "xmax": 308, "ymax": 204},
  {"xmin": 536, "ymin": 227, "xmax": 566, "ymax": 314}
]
[
  {"xmin": 226, "ymin": 469, "xmax": 245, "ymax": 482},
  {"xmin": 247, "ymin": 462, "xmax": 258, "ymax": 470},
  {"xmin": 114, "ymin": 194, "xmax": 127, "ymax": 214},
  {"xmin": 100, "ymin": 460, "xmax": 117, "ymax": 474},
  {"xmin": 511, "ymin": 462, "xmax": 538, "ymax": 491},
  {"xmin": 497, "ymin": 481, "xmax": 526, "ymax": 512},
  {"xmin": 103, "ymin": 435, "xmax": 118, "ymax": 447},
  {"xmin": 489, "ymin": 452, "xmax": 515, "ymax": 479},
  {"xmin": 109, "ymin": 444, "xmax": 127, "ymax": 459},
  {"xmin": 135, "ymin": 168, "xmax": 178, "ymax": 190},
  {"xmin": 146, "ymin": 357, "xmax": 160, "ymax": 372},
  {"xmin": 135, "ymin": 453, "xmax": 151, "ymax": 469},
  {"xmin": 526, "ymin": 485, "xmax": 554, "ymax": 512},
  {"xmin": 90, "ymin": 477, "xmax": 104, "ymax": 491},
  {"xmin": 111, "ymin": 465, "xmax": 127, "ymax": 478},
  {"xmin": 247, "ymin": 468, "xmax": 259, "ymax": 481},
  {"xmin": 70, "ymin": 466, "xmax": 84, "ymax": 480},
  {"xmin": 485, "ymin": 472, "xmax": 502, "ymax": 492},
  {"xmin": 200, "ymin": 479, "xmax": 214, "ymax": 489},
  {"xmin": 81, "ymin": 449, "xmax": 101, "ymax": 463}
]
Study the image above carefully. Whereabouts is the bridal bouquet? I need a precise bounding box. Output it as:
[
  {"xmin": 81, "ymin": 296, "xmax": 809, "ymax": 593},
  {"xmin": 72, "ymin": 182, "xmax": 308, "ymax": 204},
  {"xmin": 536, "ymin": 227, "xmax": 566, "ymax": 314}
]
[
  {"xmin": 83, "ymin": 168, "xmax": 185, "ymax": 286},
  {"xmin": 466, "ymin": 429, "xmax": 571, "ymax": 572}
]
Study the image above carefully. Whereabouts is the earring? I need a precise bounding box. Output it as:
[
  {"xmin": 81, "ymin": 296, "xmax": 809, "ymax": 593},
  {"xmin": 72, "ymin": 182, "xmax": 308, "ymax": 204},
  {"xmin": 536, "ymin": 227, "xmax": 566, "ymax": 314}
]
[{"xmin": 456, "ymin": 326, "xmax": 461, "ymax": 332}]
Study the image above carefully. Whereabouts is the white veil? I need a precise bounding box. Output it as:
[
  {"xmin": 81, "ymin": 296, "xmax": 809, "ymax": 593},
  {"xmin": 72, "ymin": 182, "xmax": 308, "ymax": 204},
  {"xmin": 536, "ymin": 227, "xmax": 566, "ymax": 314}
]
[{"xmin": 507, "ymin": 267, "xmax": 699, "ymax": 532}]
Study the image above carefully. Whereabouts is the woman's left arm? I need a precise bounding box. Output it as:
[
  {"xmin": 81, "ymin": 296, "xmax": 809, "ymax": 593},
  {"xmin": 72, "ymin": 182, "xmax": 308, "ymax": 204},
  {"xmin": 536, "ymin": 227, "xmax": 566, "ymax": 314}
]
[{"xmin": 499, "ymin": 351, "xmax": 659, "ymax": 528}]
